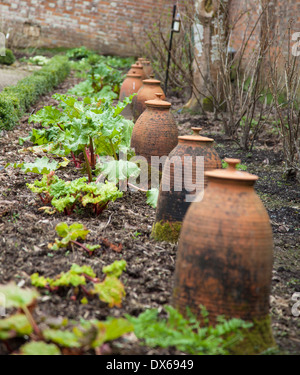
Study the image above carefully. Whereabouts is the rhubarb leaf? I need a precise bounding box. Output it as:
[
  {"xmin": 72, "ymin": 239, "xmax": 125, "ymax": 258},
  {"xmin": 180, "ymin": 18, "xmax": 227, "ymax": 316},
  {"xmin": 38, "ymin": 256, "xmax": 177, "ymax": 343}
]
[
  {"xmin": 0, "ymin": 314, "xmax": 32, "ymax": 340},
  {"xmin": 0, "ymin": 283, "xmax": 39, "ymax": 309},
  {"xmin": 20, "ymin": 341, "xmax": 61, "ymax": 355},
  {"xmin": 146, "ymin": 188, "xmax": 159, "ymax": 208},
  {"xmin": 102, "ymin": 260, "xmax": 127, "ymax": 278},
  {"xmin": 93, "ymin": 276, "xmax": 125, "ymax": 308}
]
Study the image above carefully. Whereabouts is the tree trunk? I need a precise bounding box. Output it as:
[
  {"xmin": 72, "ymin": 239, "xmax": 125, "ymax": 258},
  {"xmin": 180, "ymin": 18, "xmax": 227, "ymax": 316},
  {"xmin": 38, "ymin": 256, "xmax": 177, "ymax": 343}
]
[{"xmin": 185, "ymin": 0, "xmax": 229, "ymax": 113}]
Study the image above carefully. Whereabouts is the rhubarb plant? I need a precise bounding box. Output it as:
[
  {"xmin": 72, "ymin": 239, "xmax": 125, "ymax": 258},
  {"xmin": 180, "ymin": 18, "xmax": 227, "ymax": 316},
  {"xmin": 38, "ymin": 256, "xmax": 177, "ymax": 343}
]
[
  {"xmin": 7, "ymin": 156, "xmax": 69, "ymax": 174},
  {"xmin": 31, "ymin": 260, "xmax": 127, "ymax": 308},
  {"xmin": 0, "ymin": 283, "xmax": 41, "ymax": 339},
  {"xmin": 0, "ymin": 283, "xmax": 133, "ymax": 355},
  {"xmin": 146, "ymin": 188, "xmax": 159, "ymax": 209},
  {"xmin": 68, "ymin": 62, "xmax": 124, "ymax": 98},
  {"xmin": 22, "ymin": 93, "xmax": 136, "ymax": 182},
  {"xmin": 48, "ymin": 222, "xmax": 100, "ymax": 256},
  {"xmin": 27, "ymin": 172, "xmax": 122, "ymax": 215}
]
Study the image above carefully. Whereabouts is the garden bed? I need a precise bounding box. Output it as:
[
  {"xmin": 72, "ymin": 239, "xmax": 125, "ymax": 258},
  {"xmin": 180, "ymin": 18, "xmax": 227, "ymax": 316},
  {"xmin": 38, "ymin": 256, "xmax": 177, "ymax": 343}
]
[{"xmin": 0, "ymin": 72, "xmax": 299, "ymax": 355}]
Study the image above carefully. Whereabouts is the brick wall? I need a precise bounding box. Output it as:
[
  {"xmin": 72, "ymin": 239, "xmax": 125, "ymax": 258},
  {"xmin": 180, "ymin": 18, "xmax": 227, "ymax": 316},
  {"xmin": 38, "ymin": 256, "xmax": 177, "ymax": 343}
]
[
  {"xmin": 0, "ymin": 0, "xmax": 175, "ymax": 55},
  {"xmin": 0, "ymin": 0, "xmax": 299, "ymax": 57},
  {"xmin": 229, "ymin": 0, "xmax": 300, "ymax": 58}
]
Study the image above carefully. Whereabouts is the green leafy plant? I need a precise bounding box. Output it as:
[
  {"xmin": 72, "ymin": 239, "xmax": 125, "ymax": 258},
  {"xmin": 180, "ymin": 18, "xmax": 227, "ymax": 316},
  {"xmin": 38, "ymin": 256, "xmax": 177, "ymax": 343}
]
[
  {"xmin": 0, "ymin": 48, "xmax": 16, "ymax": 65},
  {"xmin": 31, "ymin": 264, "xmax": 97, "ymax": 290},
  {"xmin": 31, "ymin": 260, "xmax": 127, "ymax": 308},
  {"xmin": 19, "ymin": 341, "xmax": 61, "ymax": 355},
  {"xmin": 127, "ymin": 305, "xmax": 252, "ymax": 355},
  {"xmin": 7, "ymin": 156, "xmax": 69, "ymax": 174},
  {"xmin": 222, "ymin": 160, "xmax": 247, "ymax": 171},
  {"xmin": 0, "ymin": 283, "xmax": 133, "ymax": 355},
  {"xmin": 48, "ymin": 222, "xmax": 99, "ymax": 255},
  {"xmin": 41, "ymin": 316, "xmax": 133, "ymax": 353},
  {"xmin": 68, "ymin": 54, "xmax": 134, "ymax": 97},
  {"xmin": 27, "ymin": 172, "xmax": 122, "ymax": 215},
  {"xmin": 132, "ymin": 231, "xmax": 142, "ymax": 238},
  {"xmin": 66, "ymin": 46, "xmax": 93, "ymax": 61},
  {"xmin": 99, "ymin": 159, "xmax": 140, "ymax": 185},
  {"xmin": 146, "ymin": 188, "xmax": 159, "ymax": 208},
  {"xmin": 0, "ymin": 55, "xmax": 70, "ymax": 130},
  {"xmin": 102, "ymin": 259, "xmax": 127, "ymax": 278},
  {"xmin": 240, "ymin": 116, "xmax": 259, "ymax": 129},
  {"xmin": 0, "ymin": 283, "xmax": 41, "ymax": 339},
  {"xmin": 27, "ymin": 55, "xmax": 50, "ymax": 66},
  {"xmin": 24, "ymin": 93, "xmax": 136, "ymax": 183}
]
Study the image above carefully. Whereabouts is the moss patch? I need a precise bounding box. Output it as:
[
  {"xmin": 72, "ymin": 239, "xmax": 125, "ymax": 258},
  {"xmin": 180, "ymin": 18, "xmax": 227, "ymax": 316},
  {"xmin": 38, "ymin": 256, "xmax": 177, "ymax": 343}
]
[
  {"xmin": 202, "ymin": 96, "xmax": 214, "ymax": 112},
  {"xmin": 229, "ymin": 314, "xmax": 277, "ymax": 355},
  {"xmin": 151, "ymin": 220, "xmax": 182, "ymax": 243},
  {"xmin": 182, "ymin": 96, "xmax": 204, "ymax": 114},
  {"xmin": 204, "ymin": 0, "xmax": 213, "ymax": 13}
]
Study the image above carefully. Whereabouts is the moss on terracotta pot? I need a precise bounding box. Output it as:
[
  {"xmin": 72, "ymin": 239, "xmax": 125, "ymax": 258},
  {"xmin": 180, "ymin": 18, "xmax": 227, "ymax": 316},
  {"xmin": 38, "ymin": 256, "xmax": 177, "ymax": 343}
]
[
  {"xmin": 229, "ymin": 314, "xmax": 277, "ymax": 355},
  {"xmin": 151, "ymin": 220, "xmax": 182, "ymax": 243}
]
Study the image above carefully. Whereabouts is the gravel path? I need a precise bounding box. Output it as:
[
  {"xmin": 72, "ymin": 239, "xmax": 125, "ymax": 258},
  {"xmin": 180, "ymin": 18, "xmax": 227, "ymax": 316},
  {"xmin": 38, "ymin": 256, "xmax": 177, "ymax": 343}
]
[{"xmin": 0, "ymin": 65, "xmax": 31, "ymax": 92}]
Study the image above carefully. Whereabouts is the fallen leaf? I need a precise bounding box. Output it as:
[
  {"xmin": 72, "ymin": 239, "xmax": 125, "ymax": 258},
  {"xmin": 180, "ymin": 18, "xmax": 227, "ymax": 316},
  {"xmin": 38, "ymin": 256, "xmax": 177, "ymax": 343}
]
[{"xmin": 100, "ymin": 238, "xmax": 123, "ymax": 253}]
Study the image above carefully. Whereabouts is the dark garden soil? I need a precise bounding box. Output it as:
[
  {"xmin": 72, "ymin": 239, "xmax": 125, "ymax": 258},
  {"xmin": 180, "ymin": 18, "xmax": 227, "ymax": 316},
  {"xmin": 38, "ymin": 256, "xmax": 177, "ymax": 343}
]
[{"xmin": 0, "ymin": 72, "xmax": 299, "ymax": 355}]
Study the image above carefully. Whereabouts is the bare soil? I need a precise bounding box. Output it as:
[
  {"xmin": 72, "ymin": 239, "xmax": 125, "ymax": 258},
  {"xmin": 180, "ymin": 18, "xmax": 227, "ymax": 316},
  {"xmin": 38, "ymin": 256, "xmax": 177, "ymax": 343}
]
[{"xmin": 0, "ymin": 73, "xmax": 299, "ymax": 355}]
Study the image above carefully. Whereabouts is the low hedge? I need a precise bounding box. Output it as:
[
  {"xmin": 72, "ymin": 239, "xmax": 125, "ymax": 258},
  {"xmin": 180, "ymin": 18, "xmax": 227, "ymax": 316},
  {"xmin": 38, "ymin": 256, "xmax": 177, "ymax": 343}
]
[
  {"xmin": 0, "ymin": 49, "xmax": 16, "ymax": 65},
  {"xmin": 0, "ymin": 55, "xmax": 70, "ymax": 130}
]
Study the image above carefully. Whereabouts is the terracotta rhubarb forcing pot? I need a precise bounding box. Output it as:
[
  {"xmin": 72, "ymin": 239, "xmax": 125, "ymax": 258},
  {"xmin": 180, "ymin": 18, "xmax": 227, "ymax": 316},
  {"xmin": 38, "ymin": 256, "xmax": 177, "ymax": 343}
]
[
  {"xmin": 142, "ymin": 60, "xmax": 153, "ymax": 78},
  {"xmin": 119, "ymin": 71, "xmax": 143, "ymax": 120},
  {"xmin": 131, "ymin": 93, "xmax": 178, "ymax": 166},
  {"xmin": 137, "ymin": 58, "xmax": 153, "ymax": 78},
  {"xmin": 172, "ymin": 158, "xmax": 275, "ymax": 354},
  {"xmin": 132, "ymin": 77, "xmax": 165, "ymax": 122},
  {"xmin": 152, "ymin": 128, "xmax": 221, "ymax": 243},
  {"xmin": 127, "ymin": 61, "xmax": 147, "ymax": 80}
]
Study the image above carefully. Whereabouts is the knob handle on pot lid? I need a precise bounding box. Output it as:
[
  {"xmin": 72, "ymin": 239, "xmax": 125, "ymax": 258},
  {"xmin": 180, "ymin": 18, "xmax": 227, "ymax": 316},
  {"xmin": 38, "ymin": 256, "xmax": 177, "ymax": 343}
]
[
  {"xmin": 127, "ymin": 70, "xmax": 142, "ymax": 78},
  {"xmin": 191, "ymin": 127, "xmax": 202, "ymax": 136},
  {"xmin": 178, "ymin": 127, "xmax": 214, "ymax": 142},
  {"xmin": 145, "ymin": 92, "xmax": 171, "ymax": 108},
  {"xmin": 226, "ymin": 158, "xmax": 241, "ymax": 171},
  {"xmin": 205, "ymin": 157, "xmax": 258, "ymax": 182}
]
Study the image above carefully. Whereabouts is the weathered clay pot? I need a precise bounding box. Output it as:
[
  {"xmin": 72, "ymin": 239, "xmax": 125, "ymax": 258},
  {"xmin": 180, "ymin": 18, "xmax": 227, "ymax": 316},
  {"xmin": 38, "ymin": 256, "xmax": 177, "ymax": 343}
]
[
  {"xmin": 132, "ymin": 77, "xmax": 165, "ymax": 122},
  {"xmin": 119, "ymin": 71, "xmax": 143, "ymax": 120},
  {"xmin": 131, "ymin": 93, "xmax": 178, "ymax": 169},
  {"xmin": 137, "ymin": 58, "xmax": 153, "ymax": 78},
  {"xmin": 127, "ymin": 61, "xmax": 147, "ymax": 80},
  {"xmin": 152, "ymin": 128, "xmax": 221, "ymax": 243},
  {"xmin": 142, "ymin": 60, "xmax": 153, "ymax": 78},
  {"xmin": 172, "ymin": 158, "xmax": 275, "ymax": 354},
  {"xmin": 130, "ymin": 93, "xmax": 178, "ymax": 189}
]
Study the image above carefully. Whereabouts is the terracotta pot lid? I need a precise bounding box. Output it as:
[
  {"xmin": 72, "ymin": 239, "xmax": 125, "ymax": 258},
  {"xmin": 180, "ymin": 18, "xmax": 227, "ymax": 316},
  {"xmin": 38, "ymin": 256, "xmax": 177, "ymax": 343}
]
[
  {"xmin": 205, "ymin": 158, "xmax": 258, "ymax": 181},
  {"xmin": 126, "ymin": 70, "xmax": 142, "ymax": 78},
  {"xmin": 131, "ymin": 62, "xmax": 144, "ymax": 69},
  {"xmin": 142, "ymin": 78, "xmax": 161, "ymax": 85},
  {"xmin": 145, "ymin": 93, "xmax": 171, "ymax": 108},
  {"xmin": 178, "ymin": 127, "xmax": 214, "ymax": 142}
]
